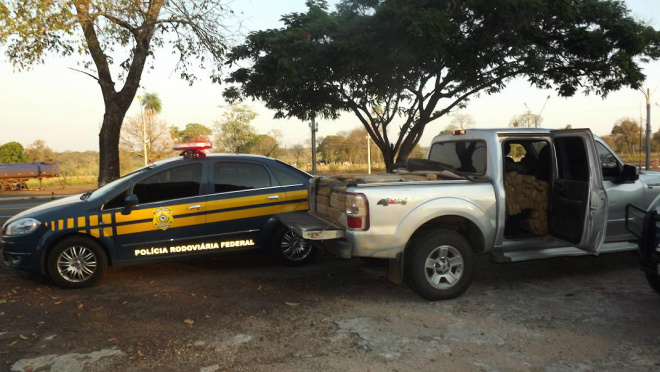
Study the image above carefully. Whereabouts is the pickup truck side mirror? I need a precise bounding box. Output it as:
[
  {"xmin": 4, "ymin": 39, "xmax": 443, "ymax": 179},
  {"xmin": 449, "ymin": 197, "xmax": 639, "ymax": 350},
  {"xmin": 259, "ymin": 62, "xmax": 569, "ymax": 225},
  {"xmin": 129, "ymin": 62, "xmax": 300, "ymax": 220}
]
[
  {"xmin": 620, "ymin": 164, "xmax": 639, "ymax": 183},
  {"xmin": 122, "ymin": 194, "xmax": 139, "ymax": 215}
]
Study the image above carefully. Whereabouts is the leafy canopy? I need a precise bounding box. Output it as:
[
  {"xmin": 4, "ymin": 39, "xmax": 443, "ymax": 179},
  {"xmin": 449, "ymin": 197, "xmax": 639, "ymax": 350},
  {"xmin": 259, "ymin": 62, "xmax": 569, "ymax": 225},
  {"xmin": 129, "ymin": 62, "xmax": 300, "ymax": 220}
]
[
  {"xmin": 0, "ymin": 0, "xmax": 230, "ymax": 84},
  {"xmin": 0, "ymin": 142, "xmax": 29, "ymax": 163},
  {"xmin": 224, "ymin": 0, "xmax": 660, "ymax": 170}
]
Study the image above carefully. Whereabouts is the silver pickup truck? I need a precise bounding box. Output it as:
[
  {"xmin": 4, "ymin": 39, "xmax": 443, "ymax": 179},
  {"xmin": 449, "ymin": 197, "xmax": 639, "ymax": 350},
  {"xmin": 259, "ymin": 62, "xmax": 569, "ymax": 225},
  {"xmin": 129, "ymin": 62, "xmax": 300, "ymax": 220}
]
[{"xmin": 278, "ymin": 128, "xmax": 660, "ymax": 300}]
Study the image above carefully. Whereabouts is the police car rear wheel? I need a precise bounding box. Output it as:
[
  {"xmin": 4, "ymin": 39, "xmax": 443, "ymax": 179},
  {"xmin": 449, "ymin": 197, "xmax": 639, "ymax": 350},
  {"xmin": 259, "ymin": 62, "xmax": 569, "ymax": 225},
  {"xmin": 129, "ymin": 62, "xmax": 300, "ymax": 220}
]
[
  {"xmin": 272, "ymin": 226, "xmax": 316, "ymax": 267},
  {"xmin": 47, "ymin": 236, "xmax": 108, "ymax": 289}
]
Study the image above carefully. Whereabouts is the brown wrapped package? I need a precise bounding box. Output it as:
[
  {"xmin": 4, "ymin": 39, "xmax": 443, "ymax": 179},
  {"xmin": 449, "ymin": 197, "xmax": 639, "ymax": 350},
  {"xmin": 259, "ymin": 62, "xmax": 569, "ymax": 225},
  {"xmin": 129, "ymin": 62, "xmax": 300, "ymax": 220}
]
[
  {"xmin": 317, "ymin": 186, "xmax": 332, "ymax": 196},
  {"xmin": 505, "ymin": 171, "xmax": 550, "ymax": 235},
  {"xmin": 317, "ymin": 195, "xmax": 330, "ymax": 206}
]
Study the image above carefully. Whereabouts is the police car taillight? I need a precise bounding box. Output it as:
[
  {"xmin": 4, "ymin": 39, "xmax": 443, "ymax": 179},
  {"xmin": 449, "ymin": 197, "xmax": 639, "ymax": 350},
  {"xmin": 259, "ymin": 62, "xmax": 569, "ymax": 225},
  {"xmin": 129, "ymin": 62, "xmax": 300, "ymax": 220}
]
[
  {"xmin": 173, "ymin": 142, "xmax": 212, "ymax": 158},
  {"xmin": 346, "ymin": 193, "xmax": 369, "ymax": 231}
]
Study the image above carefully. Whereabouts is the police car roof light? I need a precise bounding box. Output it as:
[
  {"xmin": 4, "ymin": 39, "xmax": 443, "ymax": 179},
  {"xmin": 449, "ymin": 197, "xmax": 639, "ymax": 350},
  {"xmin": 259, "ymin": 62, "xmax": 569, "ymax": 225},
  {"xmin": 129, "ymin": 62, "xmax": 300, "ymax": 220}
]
[{"xmin": 173, "ymin": 142, "xmax": 212, "ymax": 159}]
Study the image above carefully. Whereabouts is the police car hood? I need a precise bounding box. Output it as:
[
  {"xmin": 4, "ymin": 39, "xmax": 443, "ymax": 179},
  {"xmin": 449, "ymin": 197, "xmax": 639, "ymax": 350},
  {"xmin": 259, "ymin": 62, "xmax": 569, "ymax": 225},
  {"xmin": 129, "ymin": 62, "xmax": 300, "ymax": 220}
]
[{"xmin": 9, "ymin": 194, "xmax": 89, "ymax": 222}]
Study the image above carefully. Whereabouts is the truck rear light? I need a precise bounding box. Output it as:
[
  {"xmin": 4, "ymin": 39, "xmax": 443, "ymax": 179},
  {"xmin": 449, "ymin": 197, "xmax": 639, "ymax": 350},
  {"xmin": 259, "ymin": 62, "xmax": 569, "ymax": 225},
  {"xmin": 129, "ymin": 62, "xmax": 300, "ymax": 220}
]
[{"xmin": 346, "ymin": 193, "xmax": 369, "ymax": 231}]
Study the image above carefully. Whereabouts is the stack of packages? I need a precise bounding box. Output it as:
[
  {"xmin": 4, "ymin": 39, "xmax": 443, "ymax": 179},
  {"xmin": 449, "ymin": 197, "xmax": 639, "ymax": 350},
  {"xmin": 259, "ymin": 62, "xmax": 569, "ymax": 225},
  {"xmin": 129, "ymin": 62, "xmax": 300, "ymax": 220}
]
[
  {"xmin": 504, "ymin": 171, "xmax": 550, "ymax": 235},
  {"xmin": 314, "ymin": 172, "xmax": 439, "ymax": 226},
  {"xmin": 315, "ymin": 177, "xmax": 350, "ymax": 225}
]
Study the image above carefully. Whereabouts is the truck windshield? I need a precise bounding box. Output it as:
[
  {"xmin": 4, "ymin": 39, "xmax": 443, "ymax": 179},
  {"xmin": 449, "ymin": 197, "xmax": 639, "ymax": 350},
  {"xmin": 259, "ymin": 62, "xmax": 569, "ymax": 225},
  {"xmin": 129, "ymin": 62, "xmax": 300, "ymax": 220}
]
[{"xmin": 428, "ymin": 140, "xmax": 487, "ymax": 175}]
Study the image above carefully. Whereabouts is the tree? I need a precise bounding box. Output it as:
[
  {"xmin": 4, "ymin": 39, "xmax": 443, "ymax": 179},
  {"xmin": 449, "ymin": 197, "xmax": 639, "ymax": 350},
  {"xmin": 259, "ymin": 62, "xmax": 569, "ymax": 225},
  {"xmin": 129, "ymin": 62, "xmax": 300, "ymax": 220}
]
[
  {"xmin": 510, "ymin": 112, "xmax": 543, "ymax": 128},
  {"xmin": 224, "ymin": 0, "xmax": 660, "ymax": 172},
  {"xmin": 214, "ymin": 104, "xmax": 258, "ymax": 153},
  {"xmin": 0, "ymin": 142, "xmax": 29, "ymax": 163},
  {"xmin": 174, "ymin": 123, "xmax": 214, "ymax": 143},
  {"xmin": 119, "ymin": 114, "xmax": 174, "ymax": 163},
  {"xmin": 450, "ymin": 113, "xmax": 476, "ymax": 130},
  {"xmin": 611, "ymin": 118, "xmax": 641, "ymax": 156},
  {"xmin": 252, "ymin": 130, "xmax": 282, "ymax": 157},
  {"xmin": 317, "ymin": 135, "xmax": 347, "ymax": 164},
  {"xmin": 0, "ymin": 1, "xmax": 232, "ymax": 185},
  {"xmin": 25, "ymin": 140, "xmax": 55, "ymax": 162},
  {"xmin": 291, "ymin": 144, "xmax": 306, "ymax": 165}
]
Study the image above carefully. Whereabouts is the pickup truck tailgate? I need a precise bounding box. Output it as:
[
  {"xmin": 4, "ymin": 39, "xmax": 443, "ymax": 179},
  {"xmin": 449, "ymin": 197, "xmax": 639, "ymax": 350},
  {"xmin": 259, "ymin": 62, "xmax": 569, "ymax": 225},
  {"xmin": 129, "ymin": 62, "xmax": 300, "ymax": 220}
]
[{"xmin": 277, "ymin": 211, "xmax": 345, "ymax": 240}]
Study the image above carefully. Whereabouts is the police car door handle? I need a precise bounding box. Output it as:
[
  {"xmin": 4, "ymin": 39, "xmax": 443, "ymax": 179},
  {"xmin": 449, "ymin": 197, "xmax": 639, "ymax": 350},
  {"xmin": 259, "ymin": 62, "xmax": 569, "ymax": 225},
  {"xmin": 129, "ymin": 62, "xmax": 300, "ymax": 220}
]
[
  {"xmin": 268, "ymin": 195, "xmax": 279, "ymax": 200},
  {"xmin": 188, "ymin": 204, "xmax": 201, "ymax": 210}
]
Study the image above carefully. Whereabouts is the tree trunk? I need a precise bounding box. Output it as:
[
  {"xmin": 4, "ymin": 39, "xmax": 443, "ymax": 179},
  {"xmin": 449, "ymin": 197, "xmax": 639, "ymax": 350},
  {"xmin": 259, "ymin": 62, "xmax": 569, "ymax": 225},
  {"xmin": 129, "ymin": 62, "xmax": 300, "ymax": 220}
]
[{"xmin": 98, "ymin": 100, "xmax": 131, "ymax": 186}]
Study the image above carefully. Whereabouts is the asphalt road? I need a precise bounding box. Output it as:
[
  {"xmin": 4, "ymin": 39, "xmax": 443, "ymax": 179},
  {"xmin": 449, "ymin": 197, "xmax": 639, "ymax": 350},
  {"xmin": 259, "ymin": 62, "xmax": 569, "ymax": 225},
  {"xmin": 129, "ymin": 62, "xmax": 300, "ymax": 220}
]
[
  {"xmin": 0, "ymin": 198, "xmax": 51, "ymax": 227},
  {"xmin": 1, "ymin": 198, "xmax": 659, "ymax": 372}
]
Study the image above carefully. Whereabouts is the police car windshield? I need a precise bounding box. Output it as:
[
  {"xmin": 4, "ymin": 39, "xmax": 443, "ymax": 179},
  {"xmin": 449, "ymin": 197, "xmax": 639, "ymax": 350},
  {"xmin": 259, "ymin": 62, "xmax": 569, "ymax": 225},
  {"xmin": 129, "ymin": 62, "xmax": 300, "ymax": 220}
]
[{"xmin": 84, "ymin": 166, "xmax": 153, "ymax": 200}]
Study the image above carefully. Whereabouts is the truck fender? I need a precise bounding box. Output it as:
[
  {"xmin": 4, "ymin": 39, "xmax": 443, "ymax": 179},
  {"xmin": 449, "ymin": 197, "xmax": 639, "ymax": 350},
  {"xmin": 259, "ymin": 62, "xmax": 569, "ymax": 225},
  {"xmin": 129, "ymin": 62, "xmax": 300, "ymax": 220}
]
[
  {"xmin": 395, "ymin": 197, "xmax": 496, "ymax": 255},
  {"xmin": 647, "ymin": 194, "xmax": 660, "ymax": 213}
]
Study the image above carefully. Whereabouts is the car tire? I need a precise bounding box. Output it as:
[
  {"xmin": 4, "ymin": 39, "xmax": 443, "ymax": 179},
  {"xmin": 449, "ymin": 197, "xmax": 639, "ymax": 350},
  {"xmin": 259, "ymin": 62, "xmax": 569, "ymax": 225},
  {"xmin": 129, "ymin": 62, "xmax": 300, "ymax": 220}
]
[
  {"xmin": 271, "ymin": 225, "xmax": 316, "ymax": 267},
  {"xmin": 404, "ymin": 229, "xmax": 475, "ymax": 301},
  {"xmin": 645, "ymin": 272, "xmax": 660, "ymax": 295},
  {"xmin": 47, "ymin": 236, "xmax": 108, "ymax": 289}
]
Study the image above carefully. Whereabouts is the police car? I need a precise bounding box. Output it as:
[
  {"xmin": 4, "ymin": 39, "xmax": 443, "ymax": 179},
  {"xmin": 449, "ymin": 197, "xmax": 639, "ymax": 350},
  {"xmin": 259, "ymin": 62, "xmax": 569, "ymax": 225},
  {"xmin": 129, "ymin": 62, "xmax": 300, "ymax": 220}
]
[{"xmin": 1, "ymin": 143, "xmax": 314, "ymax": 288}]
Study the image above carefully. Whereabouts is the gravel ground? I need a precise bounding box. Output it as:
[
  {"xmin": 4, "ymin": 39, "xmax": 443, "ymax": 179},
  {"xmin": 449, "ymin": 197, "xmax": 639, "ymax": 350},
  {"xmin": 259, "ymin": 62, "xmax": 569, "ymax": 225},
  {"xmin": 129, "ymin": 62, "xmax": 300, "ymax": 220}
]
[{"xmin": 1, "ymin": 249, "xmax": 659, "ymax": 372}]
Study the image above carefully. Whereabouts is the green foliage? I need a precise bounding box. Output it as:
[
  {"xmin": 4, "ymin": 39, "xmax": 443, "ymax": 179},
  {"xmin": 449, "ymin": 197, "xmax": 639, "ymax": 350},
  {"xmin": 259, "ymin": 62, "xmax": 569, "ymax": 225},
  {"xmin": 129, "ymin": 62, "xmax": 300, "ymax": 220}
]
[
  {"xmin": 225, "ymin": 0, "xmax": 660, "ymax": 171},
  {"xmin": 0, "ymin": 0, "xmax": 233, "ymax": 185},
  {"xmin": 177, "ymin": 123, "xmax": 214, "ymax": 143},
  {"xmin": 213, "ymin": 104, "xmax": 258, "ymax": 153},
  {"xmin": 55, "ymin": 151, "xmax": 99, "ymax": 176},
  {"xmin": 0, "ymin": 142, "xmax": 29, "ymax": 163},
  {"xmin": 141, "ymin": 93, "xmax": 162, "ymax": 115},
  {"xmin": 25, "ymin": 140, "xmax": 55, "ymax": 162},
  {"xmin": 0, "ymin": 1, "xmax": 230, "ymax": 83},
  {"xmin": 611, "ymin": 117, "xmax": 642, "ymax": 156}
]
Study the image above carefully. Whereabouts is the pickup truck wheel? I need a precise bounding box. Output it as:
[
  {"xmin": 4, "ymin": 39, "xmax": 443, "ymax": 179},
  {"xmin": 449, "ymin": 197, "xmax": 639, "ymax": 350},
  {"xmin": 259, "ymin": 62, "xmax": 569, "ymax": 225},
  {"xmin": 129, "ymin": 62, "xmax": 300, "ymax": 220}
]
[
  {"xmin": 47, "ymin": 236, "xmax": 108, "ymax": 289},
  {"xmin": 271, "ymin": 226, "xmax": 316, "ymax": 267},
  {"xmin": 405, "ymin": 230, "xmax": 475, "ymax": 301},
  {"xmin": 645, "ymin": 272, "xmax": 660, "ymax": 295}
]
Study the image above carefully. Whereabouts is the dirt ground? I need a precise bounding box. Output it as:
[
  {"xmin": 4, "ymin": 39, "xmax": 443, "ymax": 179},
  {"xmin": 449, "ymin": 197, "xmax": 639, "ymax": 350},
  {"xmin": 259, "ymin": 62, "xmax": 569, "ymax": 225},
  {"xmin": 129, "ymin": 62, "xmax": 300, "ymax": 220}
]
[{"xmin": 1, "ymin": 248, "xmax": 659, "ymax": 372}]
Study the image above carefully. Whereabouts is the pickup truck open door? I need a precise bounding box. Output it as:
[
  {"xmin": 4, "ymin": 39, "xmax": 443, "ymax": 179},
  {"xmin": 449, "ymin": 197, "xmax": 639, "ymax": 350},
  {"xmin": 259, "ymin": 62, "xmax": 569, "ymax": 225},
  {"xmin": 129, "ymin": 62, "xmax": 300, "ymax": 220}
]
[{"xmin": 549, "ymin": 129, "xmax": 608, "ymax": 254}]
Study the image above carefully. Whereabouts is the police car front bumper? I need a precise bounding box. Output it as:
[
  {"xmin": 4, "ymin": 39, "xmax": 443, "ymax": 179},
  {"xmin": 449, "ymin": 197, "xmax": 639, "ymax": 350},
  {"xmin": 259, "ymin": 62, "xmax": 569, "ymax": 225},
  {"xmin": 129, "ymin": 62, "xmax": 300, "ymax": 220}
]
[{"xmin": 1, "ymin": 236, "xmax": 41, "ymax": 273}]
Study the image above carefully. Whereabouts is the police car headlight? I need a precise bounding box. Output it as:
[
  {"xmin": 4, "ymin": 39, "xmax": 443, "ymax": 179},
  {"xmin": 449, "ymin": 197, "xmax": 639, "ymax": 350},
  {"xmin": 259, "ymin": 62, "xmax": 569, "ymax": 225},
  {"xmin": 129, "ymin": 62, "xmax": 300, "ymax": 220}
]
[{"xmin": 4, "ymin": 218, "xmax": 41, "ymax": 236}]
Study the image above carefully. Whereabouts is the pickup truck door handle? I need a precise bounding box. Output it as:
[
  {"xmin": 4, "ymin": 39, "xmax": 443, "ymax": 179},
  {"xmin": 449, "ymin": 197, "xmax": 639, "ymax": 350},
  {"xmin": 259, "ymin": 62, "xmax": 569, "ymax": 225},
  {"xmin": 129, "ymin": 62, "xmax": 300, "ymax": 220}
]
[
  {"xmin": 268, "ymin": 195, "xmax": 279, "ymax": 200},
  {"xmin": 188, "ymin": 204, "xmax": 201, "ymax": 210}
]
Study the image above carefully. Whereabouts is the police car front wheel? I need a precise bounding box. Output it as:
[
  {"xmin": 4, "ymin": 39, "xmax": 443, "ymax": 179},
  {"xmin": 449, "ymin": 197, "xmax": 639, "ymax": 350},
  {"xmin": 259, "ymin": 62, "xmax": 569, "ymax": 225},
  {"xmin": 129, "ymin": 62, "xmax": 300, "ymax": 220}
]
[{"xmin": 47, "ymin": 236, "xmax": 108, "ymax": 289}]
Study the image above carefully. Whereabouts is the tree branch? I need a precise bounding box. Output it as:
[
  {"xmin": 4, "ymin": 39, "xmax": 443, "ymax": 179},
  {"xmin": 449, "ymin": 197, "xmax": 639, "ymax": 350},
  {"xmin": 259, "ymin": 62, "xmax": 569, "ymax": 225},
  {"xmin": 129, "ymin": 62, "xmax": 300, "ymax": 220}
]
[{"xmin": 67, "ymin": 67, "xmax": 98, "ymax": 81}]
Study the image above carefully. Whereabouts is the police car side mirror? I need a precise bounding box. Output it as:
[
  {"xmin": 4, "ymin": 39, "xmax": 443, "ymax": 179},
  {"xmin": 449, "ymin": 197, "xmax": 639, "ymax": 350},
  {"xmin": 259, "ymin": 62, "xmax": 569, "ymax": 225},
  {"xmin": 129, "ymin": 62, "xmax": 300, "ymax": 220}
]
[{"xmin": 123, "ymin": 194, "xmax": 139, "ymax": 212}]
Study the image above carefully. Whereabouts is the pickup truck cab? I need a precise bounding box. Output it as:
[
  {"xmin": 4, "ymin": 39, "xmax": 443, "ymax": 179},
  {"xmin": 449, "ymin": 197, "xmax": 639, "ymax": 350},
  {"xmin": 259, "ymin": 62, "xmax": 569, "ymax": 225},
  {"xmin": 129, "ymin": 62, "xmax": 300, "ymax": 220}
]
[{"xmin": 278, "ymin": 128, "xmax": 660, "ymax": 300}]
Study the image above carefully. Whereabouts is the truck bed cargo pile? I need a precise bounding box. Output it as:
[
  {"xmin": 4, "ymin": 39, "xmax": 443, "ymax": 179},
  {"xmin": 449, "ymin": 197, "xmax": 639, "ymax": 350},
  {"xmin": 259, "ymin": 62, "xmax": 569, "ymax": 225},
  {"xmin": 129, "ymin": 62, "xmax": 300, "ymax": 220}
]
[
  {"xmin": 314, "ymin": 172, "xmax": 460, "ymax": 227},
  {"xmin": 504, "ymin": 171, "xmax": 550, "ymax": 235}
]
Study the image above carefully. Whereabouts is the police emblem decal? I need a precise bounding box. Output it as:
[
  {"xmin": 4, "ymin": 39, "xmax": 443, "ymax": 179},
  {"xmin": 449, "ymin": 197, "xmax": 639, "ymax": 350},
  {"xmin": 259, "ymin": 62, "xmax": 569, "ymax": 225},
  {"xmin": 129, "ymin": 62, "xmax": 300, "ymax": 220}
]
[{"xmin": 153, "ymin": 208, "xmax": 174, "ymax": 230}]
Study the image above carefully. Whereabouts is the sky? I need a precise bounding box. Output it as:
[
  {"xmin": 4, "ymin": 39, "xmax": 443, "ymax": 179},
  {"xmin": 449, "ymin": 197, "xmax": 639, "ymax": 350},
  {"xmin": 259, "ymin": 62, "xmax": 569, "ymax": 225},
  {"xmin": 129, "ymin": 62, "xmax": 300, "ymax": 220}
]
[{"xmin": 0, "ymin": 0, "xmax": 659, "ymax": 153}]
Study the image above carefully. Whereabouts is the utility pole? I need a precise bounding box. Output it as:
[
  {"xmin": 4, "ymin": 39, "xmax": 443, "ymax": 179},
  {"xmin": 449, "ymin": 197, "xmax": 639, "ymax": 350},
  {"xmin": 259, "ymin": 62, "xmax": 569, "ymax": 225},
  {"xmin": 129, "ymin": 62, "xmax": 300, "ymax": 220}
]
[
  {"xmin": 640, "ymin": 88, "xmax": 654, "ymax": 169},
  {"xmin": 366, "ymin": 135, "xmax": 371, "ymax": 174},
  {"xmin": 137, "ymin": 94, "xmax": 148, "ymax": 166},
  {"xmin": 310, "ymin": 116, "xmax": 318, "ymax": 174},
  {"xmin": 640, "ymin": 103, "xmax": 643, "ymax": 168},
  {"xmin": 524, "ymin": 95, "xmax": 551, "ymax": 128}
]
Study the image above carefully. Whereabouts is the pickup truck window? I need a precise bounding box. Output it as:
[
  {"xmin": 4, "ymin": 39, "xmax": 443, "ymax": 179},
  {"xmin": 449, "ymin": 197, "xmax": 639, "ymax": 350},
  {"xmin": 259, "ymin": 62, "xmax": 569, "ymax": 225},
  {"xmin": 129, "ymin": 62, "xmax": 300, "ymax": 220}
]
[
  {"xmin": 555, "ymin": 137, "xmax": 589, "ymax": 181},
  {"xmin": 428, "ymin": 140, "xmax": 486, "ymax": 174},
  {"xmin": 595, "ymin": 142, "xmax": 620, "ymax": 180}
]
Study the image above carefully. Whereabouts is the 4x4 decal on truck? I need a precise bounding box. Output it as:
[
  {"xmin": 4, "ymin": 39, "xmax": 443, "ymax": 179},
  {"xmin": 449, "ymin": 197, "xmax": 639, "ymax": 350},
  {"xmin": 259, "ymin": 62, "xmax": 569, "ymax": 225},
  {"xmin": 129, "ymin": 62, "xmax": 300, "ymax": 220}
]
[{"xmin": 377, "ymin": 198, "xmax": 408, "ymax": 206}]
